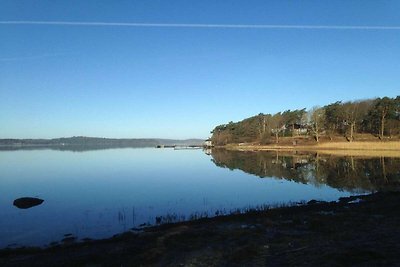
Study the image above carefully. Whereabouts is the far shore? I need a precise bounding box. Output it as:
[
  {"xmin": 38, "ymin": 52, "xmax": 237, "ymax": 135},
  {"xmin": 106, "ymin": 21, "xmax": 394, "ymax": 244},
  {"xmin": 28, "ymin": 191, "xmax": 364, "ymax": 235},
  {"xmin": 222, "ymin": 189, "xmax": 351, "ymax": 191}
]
[{"xmin": 221, "ymin": 140, "xmax": 400, "ymax": 158}]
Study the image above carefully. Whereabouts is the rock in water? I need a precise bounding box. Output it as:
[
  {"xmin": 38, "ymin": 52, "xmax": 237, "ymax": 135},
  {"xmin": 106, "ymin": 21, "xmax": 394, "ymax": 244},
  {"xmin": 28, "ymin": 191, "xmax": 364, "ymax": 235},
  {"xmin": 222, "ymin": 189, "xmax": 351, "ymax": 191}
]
[{"xmin": 13, "ymin": 197, "xmax": 44, "ymax": 209}]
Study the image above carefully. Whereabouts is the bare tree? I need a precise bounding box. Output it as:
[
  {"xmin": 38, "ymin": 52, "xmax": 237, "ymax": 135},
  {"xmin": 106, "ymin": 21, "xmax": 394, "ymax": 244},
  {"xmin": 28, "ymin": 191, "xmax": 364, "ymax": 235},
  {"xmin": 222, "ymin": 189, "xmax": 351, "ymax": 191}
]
[
  {"xmin": 308, "ymin": 106, "xmax": 325, "ymax": 142},
  {"xmin": 269, "ymin": 113, "xmax": 284, "ymax": 144},
  {"xmin": 372, "ymin": 97, "xmax": 396, "ymax": 139}
]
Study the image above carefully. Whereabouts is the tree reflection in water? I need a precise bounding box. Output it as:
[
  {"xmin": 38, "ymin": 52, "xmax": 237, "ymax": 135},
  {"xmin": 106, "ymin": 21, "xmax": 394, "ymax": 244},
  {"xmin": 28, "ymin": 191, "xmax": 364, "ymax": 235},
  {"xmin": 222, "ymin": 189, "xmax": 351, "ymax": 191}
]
[{"xmin": 210, "ymin": 149, "xmax": 400, "ymax": 193}]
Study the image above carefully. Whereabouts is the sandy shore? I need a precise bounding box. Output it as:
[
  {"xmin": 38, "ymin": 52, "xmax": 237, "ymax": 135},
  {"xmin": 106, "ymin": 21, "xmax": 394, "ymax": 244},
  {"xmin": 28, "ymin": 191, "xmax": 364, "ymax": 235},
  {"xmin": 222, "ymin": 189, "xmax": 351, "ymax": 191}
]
[{"xmin": 223, "ymin": 141, "xmax": 400, "ymax": 158}]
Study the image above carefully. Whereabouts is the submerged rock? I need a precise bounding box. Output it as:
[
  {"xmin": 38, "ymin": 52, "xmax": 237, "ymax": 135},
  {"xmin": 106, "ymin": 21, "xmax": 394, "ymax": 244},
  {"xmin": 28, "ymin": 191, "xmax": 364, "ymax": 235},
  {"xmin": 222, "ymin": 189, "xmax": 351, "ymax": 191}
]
[{"xmin": 13, "ymin": 197, "xmax": 44, "ymax": 209}]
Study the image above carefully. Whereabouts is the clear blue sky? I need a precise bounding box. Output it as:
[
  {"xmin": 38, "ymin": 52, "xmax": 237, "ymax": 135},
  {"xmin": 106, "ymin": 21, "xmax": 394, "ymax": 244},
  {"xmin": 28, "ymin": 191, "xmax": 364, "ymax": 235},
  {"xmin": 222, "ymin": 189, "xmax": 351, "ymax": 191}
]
[{"xmin": 1, "ymin": 1, "xmax": 400, "ymax": 139}]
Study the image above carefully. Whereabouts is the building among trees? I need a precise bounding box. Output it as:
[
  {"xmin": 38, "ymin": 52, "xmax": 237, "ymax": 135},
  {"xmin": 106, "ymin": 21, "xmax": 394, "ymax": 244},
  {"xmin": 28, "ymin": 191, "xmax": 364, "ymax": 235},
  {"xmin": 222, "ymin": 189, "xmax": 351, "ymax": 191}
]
[{"xmin": 211, "ymin": 96, "xmax": 400, "ymax": 145}]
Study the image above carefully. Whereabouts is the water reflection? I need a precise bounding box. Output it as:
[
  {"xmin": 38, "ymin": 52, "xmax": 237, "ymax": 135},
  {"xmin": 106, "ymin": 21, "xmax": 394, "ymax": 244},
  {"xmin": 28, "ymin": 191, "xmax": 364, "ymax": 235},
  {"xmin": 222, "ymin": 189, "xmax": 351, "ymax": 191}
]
[
  {"xmin": 210, "ymin": 149, "xmax": 400, "ymax": 193},
  {"xmin": 0, "ymin": 145, "xmax": 144, "ymax": 152},
  {"xmin": 2, "ymin": 148, "xmax": 397, "ymax": 248}
]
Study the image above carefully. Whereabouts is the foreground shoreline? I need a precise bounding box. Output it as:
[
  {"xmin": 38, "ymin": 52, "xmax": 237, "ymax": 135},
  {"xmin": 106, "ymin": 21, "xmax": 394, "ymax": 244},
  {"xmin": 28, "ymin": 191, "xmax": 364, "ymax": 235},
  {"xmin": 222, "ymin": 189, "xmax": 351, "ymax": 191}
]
[{"xmin": 2, "ymin": 191, "xmax": 400, "ymax": 266}]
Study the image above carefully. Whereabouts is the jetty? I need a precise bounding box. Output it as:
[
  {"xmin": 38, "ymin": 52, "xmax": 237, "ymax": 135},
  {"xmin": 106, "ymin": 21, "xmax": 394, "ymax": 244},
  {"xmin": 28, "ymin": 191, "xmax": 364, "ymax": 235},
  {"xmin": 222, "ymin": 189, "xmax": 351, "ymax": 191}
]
[
  {"xmin": 156, "ymin": 145, "xmax": 204, "ymax": 150},
  {"xmin": 173, "ymin": 145, "xmax": 203, "ymax": 150}
]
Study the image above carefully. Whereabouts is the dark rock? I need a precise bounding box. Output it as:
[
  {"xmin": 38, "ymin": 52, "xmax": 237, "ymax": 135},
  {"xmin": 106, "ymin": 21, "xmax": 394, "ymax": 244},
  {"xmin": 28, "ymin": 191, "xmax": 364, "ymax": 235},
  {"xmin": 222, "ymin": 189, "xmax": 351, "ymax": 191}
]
[
  {"xmin": 61, "ymin": 236, "xmax": 76, "ymax": 244},
  {"xmin": 13, "ymin": 197, "xmax": 44, "ymax": 209},
  {"xmin": 307, "ymin": 199, "xmax": 319, "ymax": 205}
]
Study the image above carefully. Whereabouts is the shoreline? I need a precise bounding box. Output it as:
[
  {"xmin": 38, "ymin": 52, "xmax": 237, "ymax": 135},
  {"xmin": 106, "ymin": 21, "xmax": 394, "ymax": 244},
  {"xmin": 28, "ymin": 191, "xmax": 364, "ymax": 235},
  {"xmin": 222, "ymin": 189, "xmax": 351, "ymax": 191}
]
[
  {"xmin": 1, "ymin": 191, "xmax": 400, "ymax": 266},
  {"xmin": 222, "ymin": 140, "xmax": 400, "ymax": 157}
]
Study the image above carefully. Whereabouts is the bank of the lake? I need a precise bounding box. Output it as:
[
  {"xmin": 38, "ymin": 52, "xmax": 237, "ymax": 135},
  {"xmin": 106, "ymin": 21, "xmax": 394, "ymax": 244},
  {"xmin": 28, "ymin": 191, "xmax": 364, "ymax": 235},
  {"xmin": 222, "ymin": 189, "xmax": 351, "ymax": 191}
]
[
  {"xmin": 1, "ymin": 191, "xmax": 400, "ymax": 266},
  {"xmin": 223, "ymin": 140, "xmax": 400, "ymax": 156}
]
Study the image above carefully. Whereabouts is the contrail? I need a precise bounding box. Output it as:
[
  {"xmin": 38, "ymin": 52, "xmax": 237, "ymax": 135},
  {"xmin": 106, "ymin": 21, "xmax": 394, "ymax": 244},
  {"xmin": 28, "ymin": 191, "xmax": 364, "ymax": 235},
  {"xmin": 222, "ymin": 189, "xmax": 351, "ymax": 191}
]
[
  {"xmin": 0, "ymin": 52, "xmax": 73, "ymax": 62},
  {"xmin": 0, "ymin": 55, "xmax": 50, "ymax": 61},
  {"xmin": 1, "ymin": 20, "xmax": 400, "ymax": 30}
]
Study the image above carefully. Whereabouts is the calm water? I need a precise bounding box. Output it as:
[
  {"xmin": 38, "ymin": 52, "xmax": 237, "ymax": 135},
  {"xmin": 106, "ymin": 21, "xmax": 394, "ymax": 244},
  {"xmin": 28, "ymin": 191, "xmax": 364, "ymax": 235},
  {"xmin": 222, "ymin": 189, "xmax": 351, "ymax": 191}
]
[{"xmin": 0, "ymin": 148, "xmax": 399, "ymax": 248}]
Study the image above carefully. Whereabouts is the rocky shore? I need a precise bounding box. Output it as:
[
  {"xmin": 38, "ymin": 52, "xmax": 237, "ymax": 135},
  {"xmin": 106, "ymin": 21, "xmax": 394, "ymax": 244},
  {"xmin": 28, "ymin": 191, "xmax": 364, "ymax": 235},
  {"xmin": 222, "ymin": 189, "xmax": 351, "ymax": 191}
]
[{"xmin": 1, "ymin": 192, "xmax": 400, "ymax": 266}]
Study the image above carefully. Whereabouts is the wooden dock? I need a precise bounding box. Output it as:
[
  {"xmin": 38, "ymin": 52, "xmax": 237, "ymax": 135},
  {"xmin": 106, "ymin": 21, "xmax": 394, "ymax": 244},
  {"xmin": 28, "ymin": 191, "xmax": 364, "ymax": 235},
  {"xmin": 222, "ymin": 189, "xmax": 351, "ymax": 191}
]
[
  {"xmin": 156, "ymin": 145, "xmax": 204, "ymax": 150},
  {"xmin": 173, "ymin": 146, "xmax": 203, "ymax": 150}
]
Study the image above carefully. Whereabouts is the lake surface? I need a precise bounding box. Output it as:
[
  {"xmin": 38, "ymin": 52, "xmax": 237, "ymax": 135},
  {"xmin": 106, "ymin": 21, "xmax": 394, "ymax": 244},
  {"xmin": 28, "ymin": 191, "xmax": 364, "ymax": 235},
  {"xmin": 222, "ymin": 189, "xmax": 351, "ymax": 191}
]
[{"xmin": 0, "ymin": 148, "xmax": 399, "ymax": 248}]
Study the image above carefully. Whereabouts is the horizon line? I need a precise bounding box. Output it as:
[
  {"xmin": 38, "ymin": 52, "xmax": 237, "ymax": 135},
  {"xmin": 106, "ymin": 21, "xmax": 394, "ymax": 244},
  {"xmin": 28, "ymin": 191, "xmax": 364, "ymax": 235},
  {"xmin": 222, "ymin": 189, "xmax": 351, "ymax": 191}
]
[
  {"xmin": 1, "ymin": 20, "xmax": 400, "ymax": 30},
  {"xmin": 0, "ymin": 136, "xmax": 206, "ymax": 140}
]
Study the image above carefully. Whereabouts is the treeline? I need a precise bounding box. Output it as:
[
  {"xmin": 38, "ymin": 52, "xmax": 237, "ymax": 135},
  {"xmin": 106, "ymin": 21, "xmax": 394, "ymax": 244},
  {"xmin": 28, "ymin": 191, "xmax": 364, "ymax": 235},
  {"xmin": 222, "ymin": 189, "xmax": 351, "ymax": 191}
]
[
  {"xmin": 0, "ymin": 137, "xmax": 204, "ymax": 148},
  {"xmin": 211, "ymin": 96, "xmax": 400, "ymax": 145}
]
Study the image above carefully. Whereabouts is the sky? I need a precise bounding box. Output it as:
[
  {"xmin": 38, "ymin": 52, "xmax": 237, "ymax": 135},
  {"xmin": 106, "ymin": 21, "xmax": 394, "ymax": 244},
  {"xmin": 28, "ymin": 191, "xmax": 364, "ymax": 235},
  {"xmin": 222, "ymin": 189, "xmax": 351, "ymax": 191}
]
[{"xmin": 1, "ymin": 1, "xmax": 400, "ymax": 139}]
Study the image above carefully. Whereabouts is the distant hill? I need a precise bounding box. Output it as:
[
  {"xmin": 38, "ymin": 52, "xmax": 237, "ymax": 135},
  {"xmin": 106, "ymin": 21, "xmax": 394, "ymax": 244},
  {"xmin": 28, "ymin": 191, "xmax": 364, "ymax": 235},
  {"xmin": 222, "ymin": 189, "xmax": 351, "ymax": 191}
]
[{"xmin": 0, "ymin": 136, "xmax": 205, "ymax": 149}]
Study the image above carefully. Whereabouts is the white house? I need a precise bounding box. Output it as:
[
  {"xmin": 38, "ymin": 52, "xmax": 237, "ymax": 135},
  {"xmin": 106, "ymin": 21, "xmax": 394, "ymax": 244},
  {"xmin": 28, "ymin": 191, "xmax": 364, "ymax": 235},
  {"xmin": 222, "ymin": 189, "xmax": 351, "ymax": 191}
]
[{"xmin": 204, "ymin": 139, "xmax": 213, "ymax": 147}]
